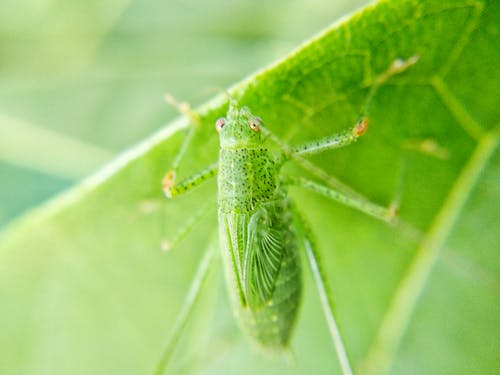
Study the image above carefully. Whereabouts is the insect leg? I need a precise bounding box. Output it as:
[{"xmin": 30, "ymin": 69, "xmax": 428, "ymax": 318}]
[
  {"xmin": 162, "ymin": 162, "xmax": 218, "ymax": 198},
  {"xmin": 153, "ymin": 244, "xmax": 216, "ymax": 375},
  {"xmin": 294, "ymin": 50, "xmax": 419, "ymax": 157},
  {"xmin": 164, "ymin": 94, "xmax": 202, "ymax": 171},
  {"xmin": 262, "ymin": 55, "xmax": 419, "ymax": 164},
  {"xmin": 292, "ymin": 118, "xmax": 369, "ymax": 156},
  {"xmin": 290, "ymin": 55, "xmax": 419, "ymax": 157},
  {"xmin": 160, "ymin": 165, "xmax": 217, "ymax": 253},
  {"xmin": 284, "ymin": 176, "xmax": 397, "ymax": 223},
  {"xmin": 162, "ymin": 93, "xmax": 218, "ymax": 198},
  {"xmin": 291, "ymin": 206, "xmax": 353, "ymax": 375},
  {"xmin": 160, "ymin": 202, "xmax": 214, "ymax": 251},
  {"xmin": 360, "ymin": 55, "xmax": 419, "ymax": 118}
]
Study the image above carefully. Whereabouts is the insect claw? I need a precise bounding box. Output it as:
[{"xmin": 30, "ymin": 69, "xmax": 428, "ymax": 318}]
[
  {"xmin": 387, "ymin": 202, "xmax": 399, "ymax": 222},
  {"xmin": 389, "ymin": 55, "xmax": 420, "ymax": 74},
  {"xmin": 352, "ymin": 117, "xmax": 369, "ymax": 138},
  {"xmin": 164, "ymin": 93, "xmax": 200, "ymax": 124},
  {"xmin": 162, "ymin": 170, "xmax": 176, "ymax": 198},
  {"xmin": 160, "ymin": 239, "xmax": 172, "ymax": 252},
  {"xmin": 164, "ymin": 94, "xmax": 190, "ymax": 112}
]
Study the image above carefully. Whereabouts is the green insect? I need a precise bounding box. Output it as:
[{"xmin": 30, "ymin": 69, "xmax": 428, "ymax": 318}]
[{"xmin": 156, "ymin": 56, "xmax": 418, "ymax": 375}]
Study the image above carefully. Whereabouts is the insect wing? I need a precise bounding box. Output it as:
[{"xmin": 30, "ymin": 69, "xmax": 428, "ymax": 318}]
[{"xmin": 244, "ymin": 214, "xmax": 283, "ymax": 309}]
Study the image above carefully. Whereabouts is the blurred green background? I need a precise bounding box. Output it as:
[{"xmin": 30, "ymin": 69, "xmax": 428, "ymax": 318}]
[{"xmin": 0, "ymin": 0, "xmax": 371, "ymax": 228}]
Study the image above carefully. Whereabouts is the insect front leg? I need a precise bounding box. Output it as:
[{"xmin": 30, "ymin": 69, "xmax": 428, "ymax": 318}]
[
  {"xmin": 291, "ymin": 118, "xmax": 369, "ymax": 156},
  {"xmin": 265, "ymin": 55, "xmax": 419, "ymax": 164},
  {"xmin": 156, "ymin": 96, "xmax": 220, "ymax": 373},
  {"xmin": 161, "ymin": 159, "xmax": 217, "ymax": 250},
  {"xmin": 162, "ymin": 93, "xmax": 218, "ymax": 199},
  {"xmin": 161, "ymin": 163, "xmax": 218, "ymax": 251},
  {"xmin": 162, "ymin": 162, "xmax": 218, "ymax": 198},
  {"xmin": 291, "ymin": 206, "xmax": 354, "ymax": 375}
]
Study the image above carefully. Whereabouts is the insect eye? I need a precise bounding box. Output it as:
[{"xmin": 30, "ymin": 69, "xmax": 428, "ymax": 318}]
[
  {"xmin": 248, "ymin": 117, "xmax": 262, "ymax": 132},
  {"xmin": 215, "ymin": 118, "xmax": 226, "ymax": 132}
]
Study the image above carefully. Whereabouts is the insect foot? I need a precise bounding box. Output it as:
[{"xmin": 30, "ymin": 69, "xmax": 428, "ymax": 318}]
[
  {"xmin": 160, "ymin": 239, "xmax": 172, "ymax": 252},
  {"xmin": 387, "ymin": 202, "xmax": 399, "ymax": 222},
  {"xmin": 162, "ymin": 170, "xmax": 176, "ymax": 198},
  {"xmin": 164, "ymin": 93, "xmax": 200, "ymax": 124},
  {"xmin": 352, "ymin": 117, "xmax": 369, "ymax": 138},
  {"xmin": 390, "ymin": 55, "xmax": 420, "ymax": 75}
]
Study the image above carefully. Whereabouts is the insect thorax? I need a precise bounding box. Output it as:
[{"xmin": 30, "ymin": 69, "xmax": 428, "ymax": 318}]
[{"xmin": 217, "ymin": 148, "xmax": 277, "ymax": 214}]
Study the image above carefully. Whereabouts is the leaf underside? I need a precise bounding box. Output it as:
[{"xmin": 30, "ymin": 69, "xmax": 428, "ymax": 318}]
[{"xmin": 0, "ymin": 0, "xmax": 498, "ymax": 375}]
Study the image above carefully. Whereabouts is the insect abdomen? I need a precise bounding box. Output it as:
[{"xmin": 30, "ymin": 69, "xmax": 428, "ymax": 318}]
[{"xmin": 219, "ymin": 207, "xmax": 302, "ymax": 349}]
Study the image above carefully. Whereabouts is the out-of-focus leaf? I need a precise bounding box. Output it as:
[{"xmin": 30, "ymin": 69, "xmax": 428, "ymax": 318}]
[{"xmin": 0, "ymin": 0, "xmax": 369, "ymax": 226}]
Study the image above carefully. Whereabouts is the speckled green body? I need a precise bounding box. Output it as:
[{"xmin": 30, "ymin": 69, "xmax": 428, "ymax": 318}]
[{"xmin": 216, "ymin": 105, "xmax": 302, "ymax": 350}]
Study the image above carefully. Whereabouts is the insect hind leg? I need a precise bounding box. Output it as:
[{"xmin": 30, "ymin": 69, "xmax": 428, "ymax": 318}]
[
  {"xmin": 153, "ymin": 245, "xmax": 216, "ymax": 375},
  {"xmin": 291, "ymin": 206, "xmax": 354, "ymax": 375}
]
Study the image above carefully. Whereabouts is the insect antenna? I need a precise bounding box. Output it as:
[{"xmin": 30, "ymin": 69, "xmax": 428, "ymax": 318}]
[{"xmin": 205, "ymin": 85, "xmax": 239, "ymax": 109}]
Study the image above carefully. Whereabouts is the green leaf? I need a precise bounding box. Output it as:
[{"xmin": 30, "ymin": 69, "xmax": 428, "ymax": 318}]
[{"xmin": 0, "ymin": 0, "xmax": 498, "ymax": 374}]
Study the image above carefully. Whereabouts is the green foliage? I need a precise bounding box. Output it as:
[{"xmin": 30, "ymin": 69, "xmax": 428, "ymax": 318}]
[{"xmin": 0, "ymin": 0, "xmax": 498, "ymax": 374}]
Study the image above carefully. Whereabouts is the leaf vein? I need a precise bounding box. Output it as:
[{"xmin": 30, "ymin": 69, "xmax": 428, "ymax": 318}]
[{"xmin": 358, "ymin": 129, "xmax": 498, "ymax": 375}]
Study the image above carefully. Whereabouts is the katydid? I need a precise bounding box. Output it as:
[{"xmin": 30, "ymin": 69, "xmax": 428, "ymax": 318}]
[{"xmin": 156, "ymin": 56, "xmax": 418, "ymax": 375}]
